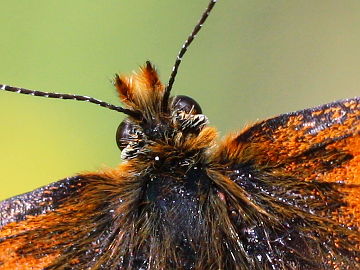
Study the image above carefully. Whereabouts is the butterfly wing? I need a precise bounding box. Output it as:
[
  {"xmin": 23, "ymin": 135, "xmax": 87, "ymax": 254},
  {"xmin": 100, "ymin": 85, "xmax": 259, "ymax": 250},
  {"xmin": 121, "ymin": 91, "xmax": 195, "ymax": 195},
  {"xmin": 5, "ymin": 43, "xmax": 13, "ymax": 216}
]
[
  {"xmin": 213, "ymin": 97, "xmax": 360, "ymax": 269},
  {"xmin": 0, "ymin": 176, "xmax": 93, "ymax": 269},
  {"xmin": 0, "ymin": 176, "xmax": 84, "ymax": 227}
]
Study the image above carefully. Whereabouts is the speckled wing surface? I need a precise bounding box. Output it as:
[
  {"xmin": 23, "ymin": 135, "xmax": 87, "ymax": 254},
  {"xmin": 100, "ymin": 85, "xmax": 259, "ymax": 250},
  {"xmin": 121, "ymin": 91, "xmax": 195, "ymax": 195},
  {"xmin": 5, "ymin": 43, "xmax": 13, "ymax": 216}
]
[
  {"xmin": 213, "ymin": 97, "xmax": 360, "ymax": 269},
  {"xmin": 0, "ymin": 177, "xmax": 84, "ymax": 227}
]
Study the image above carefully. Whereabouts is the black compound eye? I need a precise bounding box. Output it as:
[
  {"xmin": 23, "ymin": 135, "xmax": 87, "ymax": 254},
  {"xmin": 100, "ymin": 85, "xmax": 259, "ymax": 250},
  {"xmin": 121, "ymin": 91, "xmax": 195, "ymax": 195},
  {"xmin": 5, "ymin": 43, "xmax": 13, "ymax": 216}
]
[
  {"xmin": 171, "ymin": 95, "xmax": 202, "ymax": 115},
  {"xmin": 116, "ymin": 119, "xmax": 135, "ymax": 151}
]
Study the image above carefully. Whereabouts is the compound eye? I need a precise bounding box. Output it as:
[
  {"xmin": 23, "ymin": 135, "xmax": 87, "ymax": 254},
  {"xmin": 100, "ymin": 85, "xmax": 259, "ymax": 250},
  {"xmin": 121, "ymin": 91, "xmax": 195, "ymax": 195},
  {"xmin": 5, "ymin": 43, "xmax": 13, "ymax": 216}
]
[
  {"xmin": 171, "ymin": 95, "xmax": 202, "ymax": 115},
  {"xmin": 116, "ymin": 119, "xmax": 135, "ymax": 151}
]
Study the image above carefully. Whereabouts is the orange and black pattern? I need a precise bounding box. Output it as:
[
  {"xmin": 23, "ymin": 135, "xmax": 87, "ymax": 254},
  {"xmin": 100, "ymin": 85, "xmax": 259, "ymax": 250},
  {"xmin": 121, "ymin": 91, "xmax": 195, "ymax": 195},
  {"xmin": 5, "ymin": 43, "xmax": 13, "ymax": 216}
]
[
  {"xmin": 213, "ymin": 97, "xmax": 360, "ymax": 269},
  {"xmin": 0, "ymin": 63, "xmax": 359, "ymax": 270}
]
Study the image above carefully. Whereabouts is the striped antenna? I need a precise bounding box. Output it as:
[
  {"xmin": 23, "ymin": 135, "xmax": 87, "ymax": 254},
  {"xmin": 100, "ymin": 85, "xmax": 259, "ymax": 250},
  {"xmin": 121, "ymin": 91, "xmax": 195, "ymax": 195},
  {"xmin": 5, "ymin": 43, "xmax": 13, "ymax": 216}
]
[
  {"xmin": 163, "ymin": 0, "xmax": 218, "ymax": 109},
  {"xmin": 0, "ymin": 84, "xmax": 140, "ymax": 118}
]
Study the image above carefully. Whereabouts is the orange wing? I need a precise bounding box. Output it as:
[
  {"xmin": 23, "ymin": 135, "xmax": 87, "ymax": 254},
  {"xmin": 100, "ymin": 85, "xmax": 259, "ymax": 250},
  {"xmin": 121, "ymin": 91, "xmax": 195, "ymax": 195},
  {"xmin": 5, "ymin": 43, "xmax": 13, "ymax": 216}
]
[
  {"xmin": 0, "ymin": 176, "xmax": 89, "ymax": 269},
  {"xmin": 212, "ymin": 97, "xmax": 360, "ymax": 269}
]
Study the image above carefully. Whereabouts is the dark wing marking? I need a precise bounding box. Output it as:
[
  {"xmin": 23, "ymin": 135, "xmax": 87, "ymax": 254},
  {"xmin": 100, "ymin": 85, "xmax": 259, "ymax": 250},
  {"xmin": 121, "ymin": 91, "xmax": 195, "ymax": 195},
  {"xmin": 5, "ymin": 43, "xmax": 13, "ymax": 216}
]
[
  {"xmin": 0, "ymin": 176, "xmax": 83, "ymax": 227},
  {"xmin": 214, "ymin": 97, "xmax": 360, "ymax": 269}
]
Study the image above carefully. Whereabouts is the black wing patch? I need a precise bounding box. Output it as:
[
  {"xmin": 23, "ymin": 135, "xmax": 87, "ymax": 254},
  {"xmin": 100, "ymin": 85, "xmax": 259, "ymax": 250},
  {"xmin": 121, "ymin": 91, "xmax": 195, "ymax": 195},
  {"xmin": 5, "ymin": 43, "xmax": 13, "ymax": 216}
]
[{"xmin": 0, "ymin": 176, "xmax": 84, "ymax": 227}]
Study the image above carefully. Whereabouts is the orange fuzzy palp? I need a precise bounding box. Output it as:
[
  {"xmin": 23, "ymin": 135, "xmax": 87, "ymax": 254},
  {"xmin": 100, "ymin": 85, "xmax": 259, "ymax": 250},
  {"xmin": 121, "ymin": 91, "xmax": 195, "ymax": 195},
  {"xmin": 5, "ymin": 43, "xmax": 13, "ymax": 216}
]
[{"xmin": 114, "ymin": 62, "xmax": 165, "ymax": 119}]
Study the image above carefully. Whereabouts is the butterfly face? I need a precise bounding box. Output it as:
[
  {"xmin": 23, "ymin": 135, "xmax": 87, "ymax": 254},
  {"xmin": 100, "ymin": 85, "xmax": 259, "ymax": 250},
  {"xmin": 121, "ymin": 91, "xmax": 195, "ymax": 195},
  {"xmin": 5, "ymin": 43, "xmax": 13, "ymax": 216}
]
[
  {"xmin": 116, "ymin": 95, "xmax": 207, "ymax": 160},
  {"xmin": 114, "ymin": 63, "xmax": 209, "ymax": 161}
]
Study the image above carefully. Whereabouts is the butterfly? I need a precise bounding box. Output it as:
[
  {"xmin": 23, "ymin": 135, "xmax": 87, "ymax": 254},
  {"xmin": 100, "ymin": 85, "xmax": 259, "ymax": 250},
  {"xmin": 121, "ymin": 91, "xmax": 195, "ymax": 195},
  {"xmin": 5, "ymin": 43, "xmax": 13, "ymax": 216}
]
[{"xmin": 1, "ymin": 0, "xmax": 360, "ymax": 269}]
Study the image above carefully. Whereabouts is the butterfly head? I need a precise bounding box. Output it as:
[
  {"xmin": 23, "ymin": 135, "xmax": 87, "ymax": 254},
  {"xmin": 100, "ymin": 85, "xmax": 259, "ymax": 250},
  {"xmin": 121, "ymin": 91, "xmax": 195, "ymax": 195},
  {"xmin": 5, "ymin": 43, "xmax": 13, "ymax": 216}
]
[{"xmin": 114, "ymin": 61, "xmax": 211, "ymax": 162}]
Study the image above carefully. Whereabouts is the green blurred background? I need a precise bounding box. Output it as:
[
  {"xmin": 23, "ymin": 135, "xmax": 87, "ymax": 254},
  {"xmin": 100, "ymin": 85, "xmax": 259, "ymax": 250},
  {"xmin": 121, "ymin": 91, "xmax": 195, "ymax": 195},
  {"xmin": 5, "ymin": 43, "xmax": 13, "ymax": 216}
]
[{"xmin": 0, "ymin": 0, "xmax": 359, "ymax": 200}]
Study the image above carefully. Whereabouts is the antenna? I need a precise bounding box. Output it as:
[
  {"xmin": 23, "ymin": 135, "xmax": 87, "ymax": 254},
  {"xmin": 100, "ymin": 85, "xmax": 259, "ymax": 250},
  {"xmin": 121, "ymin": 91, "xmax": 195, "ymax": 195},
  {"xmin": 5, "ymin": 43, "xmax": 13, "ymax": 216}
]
[
  {"xmin": 0, "ymin": 84, "xmax": 140, "ymax": 118},
  {"xmin": 163, "ymin": 0, "xmax": 218, "ymax": 110}
]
